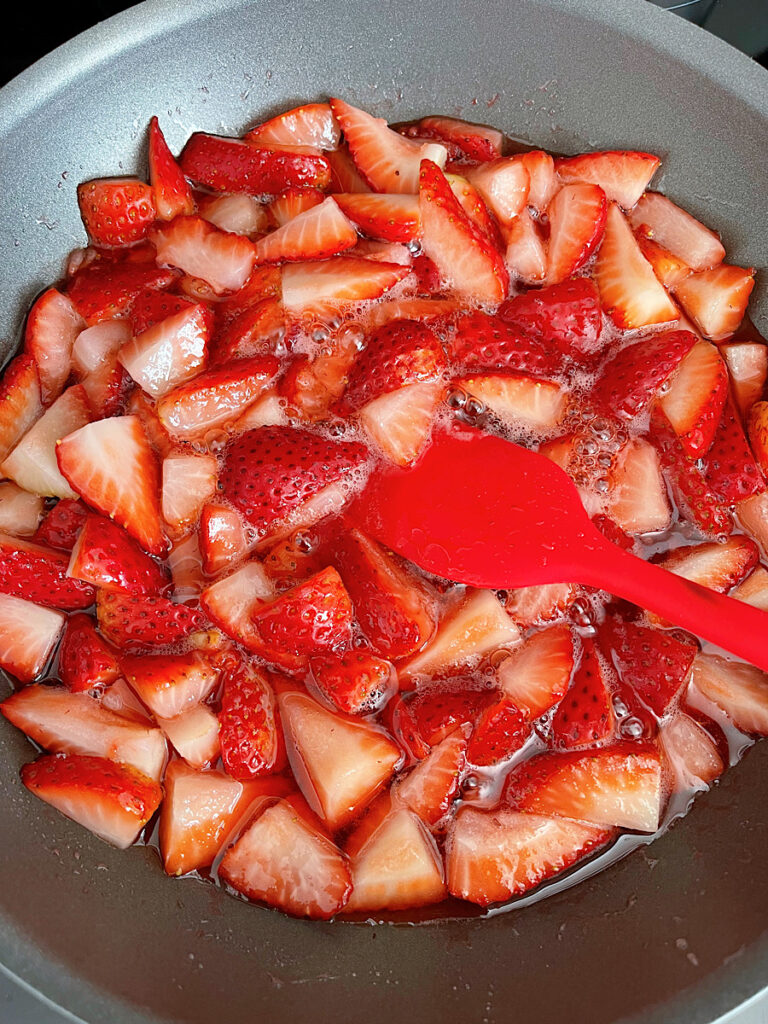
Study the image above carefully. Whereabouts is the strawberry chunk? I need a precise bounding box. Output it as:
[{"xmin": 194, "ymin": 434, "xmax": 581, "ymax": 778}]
[
  {"xmin": 467, "ymin": 697, "xmax": 530, "ymax": 765},
  {"xmin": 628, "ymin": 192, "xmax": 725, "ymax": 271},
  {"xmin": 152, "ymin": 216, "xmax": 256, "ymax": 295},
  {"xmin": 96, "ymin": 590, "xmax": 205, "ymax": 650},
  {"xmin": 161, "ymin": 452, "xmax": 218, "ymax": 535},
  {"xmin": 403, "ymin": 116, "xmax": 503, "ymax": 164},
  {"xmin": 607, "ymin": 438, "xmax": 671, "ymax": 535},
  {"xmin": 253, "ymin": 197, "xmax": 357, "ymax": 265},
  {"xmin": 281, "ymin": 256, "xmax": 409, "ymax": 315},
  {"xmin": 0, "ymin": 355, "xmax": 43, "ymax": 463},
  {"xmin": 334, "ymin": 193, "xmax": 420, "ymax": 243},
  {"xmin": 24, "ymin": 289, "xmax": 84, "ymax": 404},
  {"xmin": 77, "ymin": 178, "xmax": 156, "ymax": 247},
  {"xmin": 0, "ymin": 483, "xmax": 43, "ymax": 538},
  {"xmin": 148, "ymin": 116, "xmax": 195, "ymax": 221},
  {"xmin": 599, "ymin": 619, "xmax": 696, "ymax": 717},
  {"xmin": 246, "ymin": 102, "xmax": 341, "ymax": 149},
  {"xmin": 200, "ymin": 193, "xmax": 267, "ymax": 237},
  {"xmin": 68, "ymin": 515, "xmax": 168, "ymax": 595},
  {"xmin": 326, "ymin": 145, "xmax": 372, "ymax": 194},
  {"xmin": 674, "ymin": 264, "xmax": 755, "ymax": 342},
  {"xmin": 724, "ymin": 342, "xmax": 767, "ymax": 419},
  {"xmin": 34, "ymin": 499, "xmax": 88, "ymax": 551},
  {"xmin": 449, "ymin": 311, "xmax": 562, "ymax": 379},
  {"xmin": 199, "ymin": 504, "xmax": 256, "ymax": 576},
  {"xmin": 704, "ymin": 396, "xmax": 764, "ymax": 502},
  {"xmin": 504, "ymin": 583, "xmax": 579, "ymax": 630},
  {"xmin": 659, "ymin": 711, "xmax": 724, "ymax": 790},
  {"xmin": 464, "ymin": 157, "xmax": 529, "ymax": 226},
  {"xmin": 118, "ymin": 302, "xmax": 212, "ymax": 399},
  {"xmin": 0, "ymin": 532, "xmax": 94, "ymax": 610},
  {"xmin": 691, "ymin": 652, "xmax": 768, "ymax": 735},
  {"xmin": 58, "ymin": 613, "xmax": 120, "ymax": 692},
  {"xmin": 0, "ymin": 593, "xmax": 64, "ymax": 682},
  {"xmin": 342, "ymin": 319, "xmax": 445, "ymax": 411},
  {"xmin": 67, "ymin": 262, "xmax": 177, "ymax": 326},
  {"xmin": 455, "ymin": 374, "xmax": 565, "ymax": 431},
  {"xmin": 120, "ymin": 650, "xmax": 218, "ymax": 719},
  {"xmin": 503, "ymin": 208, "xmax": 547, "ymax": 285},
  {"xmin": 309, "ymin": 649, "xmax": 396, "ymax": 715},
  {"xmin": 497, "ymin": 624, "xmax": 575, "ymax": 718},
  {"xmin": 635, "ymin": 235, "xmax": 692, "ymax": 289},
  {"xmin": 655, "ymin": 536, "xmax": 758, "ymax": 596},
  {"xmin": 592, "ymin": 330, "xmax": 696, "ymax": 418},
  {"xmin": 748, "ymin": 401, "xmax": 768, "ymax": 476},
  {"xmin": 395, "ymin": 728, "xmax": 468, "ymax": 826},
  {"xmin": 358, "ymin": 381, "xmax": 445, "ymax": 467},
  {"xmin": 218, "ymin": 661, "xmax": 285, "ymax": 779},
  {"xmin": 267, "ymin": 187, "xmax": 325, "ymax": 227},
  {"xmin": 659, "ymin": 340, "xmax": 728, "ymax": 458},
  {"xmin": 545, "ymin": 182, "xmax": 607, "ymax": 285},
  {"xmin": 179, "ymin": 133, "xmax": 331, "ymax": 193},
  {"xmin": 555, "ymin": 150, "xmax": 659, "ymax": 209},
  {"xmin": 408, "ymin": 684, "xmax": 496, "ymax": 746},
  {"xmin": 499, "ymin": 277, "xmax": 603, "ymax": 361},
  {"xmin": 550, "ymin": 639, "xmax": 615, "ymax": 749}
]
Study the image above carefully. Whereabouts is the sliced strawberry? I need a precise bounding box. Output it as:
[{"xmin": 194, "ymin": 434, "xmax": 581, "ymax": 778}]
[
  {"xmin": 281, "ymin": 256, "xmax": 409, "ymax": 314},
  {"xmin": 33, "ymin": 499, "xmax": 88, "ymax": 551},
  {"xmin": 279, "ymin": 689, "xmax": 400, "ymax": 830},
  {"xmin": 357, "ymin": 381, "xmax": 444, "ymax": 467},
  {"xmin": 1, "ymin": 684, "xmax": 166, "ymax": 780},
  {"xmin": 200, "ymin": 193, "xmax": 268, "ymax": 237},
  {"xmin": 120, "ymin": 650, "xmax": 218, "ymax": 719},
  {"xmin": 496, "ymin": 624, "xmax": 575, "ymax": 718},
  {"xmin": 594, "ymin": 203, "xmax": 678, "ymax": 329},
  {"xmin": 246, "ymin": 101, "xmax": 340, "ymax": 149},
  {"xmin": 0, "ymin": 593, "xmax": 64, "ymax": 682},
  {"xmin": 723, "ymin": 343, "xmax": 767, "ymax": 419},
  {"xmin": 607, "ymin": 438, "xmax": 671, "ymax": 534},
  {"xmin": 211, "ymin": 297, "xmax": 287, "ymax": 365},
  {"xmin": 659, "ymin": 710, "xmax": 724, "ymax": 790},
  {"xmin": 549, "ymin": 639, "xmax": 614, "ymax": 748},
  {"xmin": 167, "ymin": 533, "xmax": 205, "ymax": 601},
  {"xmin": 635, "ymin": 235, "xmax": 692, "ymax": 289},
  {"xmin": 735, "ymin": 490, "xmax": 768, "ymax": 553},
  {"xmin": 400, "ymin": 589, "xmax": 520, "ymax": 684},
  {"xmin": 519, "ymin": 149, "xmax": 558, "ymax": 212},
  {"xmin": 199, "ymin": 503, "xmax": 256, "ymax": 576},
  {"xmin": 366, "ymin": 296, "xmax": 460, "ymax": 328},
  {"xmin": 96, "ymin": 590, "xmax": 205, "ymax": 650},
  {"xmin": 332, "ymin": 192, "xmax": 419, "ymax": 243},
  {"xmin": 674, "ymin": 264, "xmax": 755, "ymax": 341},
  {"xmin": 329, "ymin": 524, "xmax": 438, "ymax": 659},
  {"xmin": 0, "ymin": 355, "xmax": 43, "ymax": 464},
  {"xmin": 179, "ymin": 132, "xmax": 331, "ymax": 193},
  {"xmin": 218, "ymin": 661, "xmax": 284, "ymax": 779},
  {"xmin": 72, "ymin": 319, "xmax": 134, "ymax": 418},
  {"xmin": 418, "ymin": 159, "xmax": 508, "ymax": 304},
  {"xmin": 504, "ymin": 583, "xmax": 579, "ymax": 630},
  {"xmin": 505, "ymin": 742, "xmax": 663, "ymax": 832},
  {"xmin": 498, "ymin": 277, "xmax": 603, "ymax": 362},
  {"xmin": 58, "ymin": 613, "xmax": 119, "ymax": 692},
  {"xmin": 267, "ymin": 187, "xmax": 325, "ymax": 227},
  {"xmin": 395, "ymin": 727, "xmax": 467, "ymax": 826},
  {"xmin": 659, "ymin": 340, "xmax": 728, "ymax": 458},
  {"xmin": 457, "ymin": 374, "xmax": 565, "ymax": 430},
  {"xmin": 279, "ymin": 329, "xmax": 360, "ymax": 422},
  {"xmin": 252, "ymin": 197, "xmax": 357, "ymax": 264},
  {"xmin": 77, "ymin": 178, "xmax": 156, "ymax": 247},
  {"xmin": 545, "ymin": 182, "xmax": 607, "ymax": 285},
  {"xmin": 159, "ymin": 453, "xmax": 216, "ymax": 538},
  {"xmin": 704, "ymin": 396, "xmax": 765, "ymax": 502},
  {"xmin": 748, "ymin": 401, "xmax": 768, "ymax": 475},
  {"xmin": 628, "ymin": 191, "xmax": 724, "ymax": 270},
  {"xmin": 118, "ymin": 302, "xmax": 212, "ymax": 399},
  {"xmin": 593, "ymin": 330, "xmax": 695, "ymax": 420},
  {"xmin": 467, "ymin": 697, "xmax": 530, "ymax": 765},
  {"xmin": 152, "ymin": 216, "xmax": 255, "ymax": 295},
  {"xmin": 732, "ymin": 565, "xmax": 768, "ymax": 611},
  {"xmin": 309, "ymin": 649, "xmax": 395, "ymax": 716},
  {"xmin": 448, "ymin": 311, "xmax": 562, "ymax": 379},
  {"xmin": 464, "ymin": 157, "xmax": 529, "ymax": 226},
  {"xmin": 447, "ymin": 806, "xmax": 610, "ymax": 907},
  {"xmin": 341, "ymin": 319, "xmax": 445, "ymax": 411},
  {"xmin": 21, "ymin": 753, "xmax": 161, "ymax": 848},
  {"xmin": 691, "ymin": 652, "xmax": 768, "ymax": 735},
  {"xmin": 219, "ymin": 794, "xmax": 352, "ymax": 918},
  {"xmin": 503, "ymin": 208, "xmax": 546, "ymax": 285},
  {"xmin": 148, "ymin": 116, "xmax": 195, "ymax": 221},
  {"xmin": 403, "ymin": 116, "xmax": 502, "ymax": 164},
  {"xmin": 326, "ymin": 145, "xmax": 372, "ymax": 194},
  {"xmin": 24, "ymin": 289, "xmax": 84, "ymax": 404},
  {"xmin": 0, "ymin": 483, "xmax": 43, "ymax": 538},
  {"xmin": 67, "ymin": 262, "xmax": 177, "ymax": 325},
  {"xmin": 67, "ymin": 515, "xmax": 167, "ymax": 596},
  {"xmin": 200, "ymin": 559, "xmax": 274, "ymax": 647},
  {"xmin": 656, "ymin": 536, "xmax": 758, "ymax": 596},
  {"xmin": 555, "ymin": 150, "xmax": 659, "ymax": 209}
]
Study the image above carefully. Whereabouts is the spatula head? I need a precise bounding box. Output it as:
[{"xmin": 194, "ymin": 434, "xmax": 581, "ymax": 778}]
[{"xmin": 350, "ymin": 424, "xmax": 604, "ymax": 589}]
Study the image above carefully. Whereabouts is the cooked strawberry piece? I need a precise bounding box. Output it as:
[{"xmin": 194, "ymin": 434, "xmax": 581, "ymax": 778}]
[
  {"xmin": 167, "ymin": 533, "xmax": 205, "ymax": 601},
  {"xmin": 67, "ymin": 515, "xmax": 167, "ymax": 596},
  {"xmin": 504, "ymin": 583, "xmax": 579, "ymax": 630},
  {"xmin": 200, "ymin": 193, "xmax": 268, "ymax": 237},
  {"xmin": 159, "ymin": 760, "xmax": 290, "ymax": 875},
  {"xmin": 217, "ymin": 264, "xmax": 281, "ymax": 319},
  {"xmin": 279, "ymin": 328, "xmax": 360, "ymax": 422},
  {"xmin": 334, "ymin": 193, "xmax": 419, "ymax": 243},
  {"xmin": 309, "ymin": 649, "xmax": 395, "ymax": 715},
  {"xmin": 248, "ymin": 567, "xmax": 354, "ymax": 672},
  {"xmin": 395, "ymin": 727, "xmax": 467, "ymax": 826},
  {"xmin": 418, "ymin": 159, "xmax": 508, "ymax": 304},
  {"xmin": 649, "ymin": 407, "xmax": 733, "ymax": 538},
  {"xmin": 674, "ymin": 264, "xmax": 755, "ymax": 341},
  {"xmin": 218, "ymin": 661, "xmax": 284, "ymax": 779},
  {"xmin": 628, "ymin": 192, "xmax": 724, "ymax": 270},
  {"xmin": 129, "ymin": 291, "xmax": 194, "ymax": 335},
  {"xmin": 327, "ymin": 145, "xmax": 372, "ymax": 195},
  {"xmin": 505, "ymin": 742, "xmax": 663, "ymax": 832},
  {"xmin": 358, "ymin": 381, "xmax": 444, "ymax": 467},
  {"xmin": 67, "ymin": 262, "xmax": 177, "ymax": 325},
  {"xmin": 77, "ymin": 178, "xmax": 156, "ymax": 247},
  {"xmin": 24, "ymin": 289, "xmax": 84, "ymax": 405},
  {"xmin": 56, "ymin": 415, "xmax": 166, "ymax": 555},
  {"xmin": 735, "ymin": 490, "xmax": 768, "ymax": 553},
  {"xmin": 723, "ymin": 343, "xmax": 767, "ymax": 419},
  {"xmin": 0, "ymin": 483, "xmax": 43, "ymax": 538},
  {"xmin": 449, "ymin": 311, "xmax": 562, "ymax": 379},
  {"xmin": 635, "ymin": 234, "xmax": 692, "ymax": 289},
  {"xmin": 1, "ymin": 684, "xmax": 166, "ymax": 780},
  {"xmin": 545, "ymin": 182, "xmax": 607, "ymax": 285},
  {"xmin": 148, "ymin": 116, "xmax": 195, "ymax": 221},
  {"xmin": 594, "ymin": 203, "xmax": 678, "ymax": 329},
  {"xmin": 278, "ymin": 689, "xmax": 400, "ymax": 830},
  {"xmin": 456, "ymin": 374, "xmax": 565, "ymax": 430},
  {"xmin": 253, "ymin": 197, "xmax": 358, "ymax": 264},
  {"xmin": 200, "ymin": 557, "xmax": 273, "ymax": 642},
  {"xmin": 704, "ymin": 396, "xmax": 765, "ymax": 502},
  {"xmin": 261, "ymin": 527, "xmax": 327, "ymax": 591},
  {"xmin": 219, "ymin": 794, "xmax": 352, "ymax": 918},
  {"xmin": 607, "ymin": 438, "xmax": 671, "ymax": 534},
  {"xmin": 501, "ymin": 280, "xmax": 603, "ymax": 364},
  {"xmin": 592, "ymin": 330, "xmax": 696, "ymax": 418},
  {"xmin": 659, "ymin": 711, "xmax": 724, "ymax": 790},
  {"xmin": 179, "ymin": 132, "xmax": 331, "ymax": 193},
  {"xmin": 407, "ymin": 684, "xmax": 496, "ymax": 747},
  {"xmin": 152, "ymin": 216, "xmax": 255, "ymax": 295},
  {"xmin": 655, "ymin": 536, "xmax": 758, "ymax": 598},
  {"xmin": 503, "ymin": 208, "xmax": 547, "ymax": 284},
  {"xmin": 555, "ymin": 150, "xmax": 660, "ymax": 209},
  {"xmin": 403, "ymin": 116, "xmax": 503, "ymax": 164},
  {"xmin": 447, "ymin": 806, "xmax": 611, "ymax": 906},
  {"xmin": 0, "ymin": 593, "xmax": 64, "ymax": 682},
  {"xmin": 463, "ymin": 157, "xmax": 529, "ymax": 226},
  {"xmin": 748, "ymin": 401, "xmax": 768, "ymax": 475},
  {"xmin": 34, "ymin": 499, "xmax": 88, "ymax": 551},
  {"xmin": 691, "ymin": 652, "xmax": 768, "ymax": 734},
  {"xmin": 401, "ymin": 589, "xmax": 520, "ymax": 684},
  {"xmin": 58, "ymin": 613, "xmax": 120, "ymax": 692},
  {"xmin": 281, "ymin": 256, "xmax": 410, "ymax": 314},
  {"xmin": 246, "ymin": 101, "xmax": 340, "ymax": 149},
  {"xmin": 732, "ymin": 566, "xmax": 768, "ymax": 611},
  {"xmin": 120, "ymin": 650, "xmax": 218, "ymax": 719},
  {"xmin": 199, "ymin": 504, "xmax": 256, "ymax": 576},
  {"xmin": 160, "ymin": 452, "xmax": 217, "ymax": 536},
  {"xmin": 0, "ymin": 354, "xmax": 43, "ymax": 464},
  {"xmin": 21, "ymin": 753, "xmax": 161, "ymax": 849},
  {"xmin": 118, "ymin": 302, "xmax": 212, "ymax": 399},
  {"xmin": 329, "ymin": 524, "xmax": 438, "ymax": 659},
  {"xmin": 72, "ymin": 318, "xmax": 134, "ymax": 418},
  {"xmin": 341, "ymin": 319, "xmax": 445, "ymax": 411},
  {"xmin": 659, "ymin": 340, "xmax": 728, "ymax": 458},
  {"xmin": 267, "ymin": 187, "xmax": 325, "ymax": 227},
  {"xmin": 219, "ymin": 426, "xmax": 368, "ymax": 539},
  {"xmin": 96, "ymin": 590, "xmax": 205, "ymax": 650},
  {"xmin": 0, "ymin": 532, "xmax": 93, "ymax": 610},
  {"xmin": 496, "ymin": 624, "xmax": 575, "ymax": 719},
  {"xmin": 212, "ymin": 297, "xmax": 287, "ymax": 365},
  {"xmin": 467, "ymin": 697, "xmax": 530, "ymax": 765},
  {"xmin": 550, "ymin": 639, "xmax": 614, "ymax": 749}
]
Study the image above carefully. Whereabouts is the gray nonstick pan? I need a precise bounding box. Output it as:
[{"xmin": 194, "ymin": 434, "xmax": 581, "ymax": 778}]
[{"xmin": 0, "ymin": 1, "xmax": 767, "ymax": 1022}]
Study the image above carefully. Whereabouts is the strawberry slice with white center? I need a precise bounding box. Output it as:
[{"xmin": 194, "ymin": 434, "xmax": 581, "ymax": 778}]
[
  {"xmin": 0, "ymin": 482, "xmax": 43, "ymax": 537},
  {"xmin": 219, "ymin": 794, "xmax": 352, "ymax": 919},
  {"xmin": 0, "ymin": 355, "xmax": 43, "ymax": 464},
  {"xmin": 0, "ymin": 685, "xmax": 167, "ymax": 781},
  {"xmin": 674, "ymin": 263, "xmax": 755, "ymax": 342},
  {"xmin": 56, "ymin": 415, "xmax": 167, "ymax": 556},
  {"xmin": 505, "ymin": 742, "xmax": 663, "ymax": 832},
  {"xmin": 358, "ymin": 381, "xmax": 446, "ymax": 466},
  {"xmin": 245, "ymin": 102, "xmax": 341, "ymax": 149},
  {"xmin": 118, "ymin": 302, "xmax": 212, "ymax": 399},
  {"xmin": 550, "ymin": 638, "xmax": 614, "ymax": 749},
  {"xmin": 660, "ymin": 711, "xmax": 724, "ymax": 791},
  {"xmin": 329, "ymin": 97, "xmax": 447, "ymax": 194},
  {"xmin": 656, "ymin": 536, "xmax": 758, "ymax": 598},
  {"xmin": 72, "ymin": 318, "xmax": 133, "ymax": 419},
  {"xmin": 0, "ymin": 592, "xmax": 64, "ymax": 681},
  {"xmin": 267, "ymin": 187, "xmax": 325, "ymax": 227},
  {"xmin": 395, "ymin": 727, "xmax": 468, "ymax": 827},
  {"xmin": 593, "ymin": 203, "xmax": 679, "ymax": 329},
  {"xmin": 333, "ymin": 193, "xmax": 420, "ymax": 243},
  {"xmin": 67, "ymin": 514, "xmax": 168, "ymax": 595},
  {"xmin": 200, "ymin": 559, "xmax": 274, "ymax": 647},
  {"xmin": 21, "ymin": 753, "xmax": 162, "ymax": 849},
  {"xmin": 659, "ymin": 340, "xmax": 728, "ymax": 458},
  {"xmin": 464, "ymin": 157, "xmax": 530, "ymax": 227},
  {"xmin": 628, "ymin": 192, "xmax": 725, "ymax": 270},
  {"xmin": 736, "ymin": 491, "xmax": 768, "ymax": 554},
  {"xmin": 121, "ymin": 651, "xmax": 219, "ymax": 720},
  {"xmin": 722, "ymin": 342, "xmax": 767, "ymax": 419},
  {"xmin": 446, "ymin": 806, "xmax": 612, "ymax": 907},
  {"xmin": 608, "ymin": 438, "xmax": 671, "ymax": 534},
  {"xmin": 199, "ymin": 194, "xmax": 268, "ymax": 237},
  {"xmin": 748, "ymin": 401, "xmax": 768, "ymax": 475},
  {"xmin": 152, "ymin": 216, "xmax": 256, "ymax": 294},
  {"xmin": 159, "ymin": 760, "xmax": 291, "ymax": 875},
  {"xmin": 77, "ymin": 178, "xmax": 156, "ymax": 248},
  {"xmin": 704, "ymin": 396, "xmax": 764, "ymax": 502},
  {"xmin": 179, "ymin": 133, "xmax": 332, "ymax": 192},
  {"xmin": 24, "ymin": 288, "xmax": 85, "ymax": 404},
  {"xmin": 504, "ymin": 584, "xmax": 578, "ymax": 630},
  {"xmin": 519, "ymin": 150, "xmax": 559, "ymax": 213},
  {"xmin": 545, "ymin": 182, "xmax": 607, "ymax": 285},
  {"xmin": 148, "ymin": 116, "xmax": 195, "ymax": 221},
  {"xmin": 278, "ymin": 689, "xmax": 400, "ymax": 830},
  {"xmin": 496, "ymin": 625, "xmax": 575, "ymax": 721},
  {"xmin": 218, "ymin": 661, "xmax": 285, "ymax": 779},
  {"xmin": 281, "ymin": 256, "xmax": 410, "ymax": 315},
  {"xmin": 503, "ymin": 209, "xmax": 547, "ymax": 285},
  {"xmin": 418, "ymin": 159, "xmax": 509, "ymax": 304},
  {"xmin": 326, "ymin": 145, "xmax": 372, "ymax": 194},
  {"xmin": 555, "ymin": 150, "xmax": 660, "ymax": 209},
  {"xmin": 732, "ymin": 566, "xmax": 768, "ymax": 612},
  {"xmin": 344, "ymin": 806, "xmax": 446, "ymax": 912},
  {"xmin": 400, "ymin": 589, "xmax": 520, "ymax": 685},
  {"xmin": 167, "ymin": 533, "xmax": 204, "ymax": 602},
  {"xmin": 690, "ymin": 652, "xmax": 768, "ymax": 735},
  {"xmin": 252, "ymin": 197, "xmax": 358, "ymax": 265},
  {"xmin": 403, "ymin": 115, "xmax": 503, "ymax": 164},
  {"xmin": 199, "ymin": 504, "xmax": 256, "ymax": 576},
  {"xmin": 635, "ymin": 235, "xmax": 692, "ymax": 289},
  {"xmin": 161, "ymin": 452, "xmax": 218, "ymax": 535},
  {"xmin": 2, "ymin": 385, "xmax": 91, "ymax": 500},
  {"xmin": 592, "ymin": 329, "xmax": 696, "ymax": 419},
  {"xmin": 457, "ymin": 374, "xmax": 566, "ymax": 430}
]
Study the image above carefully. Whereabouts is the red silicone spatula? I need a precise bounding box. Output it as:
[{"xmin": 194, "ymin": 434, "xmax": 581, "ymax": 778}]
[{"xmin": 351, "ymin": 423, "xmax": 768, "ymax": 672}]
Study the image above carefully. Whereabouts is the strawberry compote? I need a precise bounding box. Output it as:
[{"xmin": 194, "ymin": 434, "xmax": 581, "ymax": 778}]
[{"xmin": 1, "ymin": 98, "xmax": 767, "ymax": 921}]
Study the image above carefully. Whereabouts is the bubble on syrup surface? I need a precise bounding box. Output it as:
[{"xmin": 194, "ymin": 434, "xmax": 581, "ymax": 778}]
[
  {"xmin": 621, "ymin": 716, "xmax": 646, "ymax": 740},
  {"xmin": 447, "ymin": 388, "xmax": 467, "ymax": 410}
]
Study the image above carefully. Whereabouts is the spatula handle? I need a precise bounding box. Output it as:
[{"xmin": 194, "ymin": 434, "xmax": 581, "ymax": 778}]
[{"xmin": 581, "ymin": 538, "xmax": 768, "ymax": 672}]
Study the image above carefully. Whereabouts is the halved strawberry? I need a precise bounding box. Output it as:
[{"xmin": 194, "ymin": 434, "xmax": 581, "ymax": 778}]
[
  {"xmin": 121, "ymin": 650, "xmax": 219, "ymax": 719},
  {"xmin": 691, "ymin": 652, "xmax": 768, "ymax": 734},
  {"xmin": 545, "ymin": 182, "xmax": 607, "ymax": 285},
  {"xmin": 218, "ymin": 660, "xmax": 284, "ymax": 779},
  {"xmin": 723, "ymin": 342, "xmax": 767, "ymax": 419},
  {"xmin": 402, "ymin": 116, "xmax": 503, "ymax": 164},
  {"xmin": 592, "ymin": 330, "xmax": 696, "ymax": 418},
  {"xmin": 467, "ymin": 696, "xmax": 530, "ymax": 765},
  {"xmin": 656, "ymin": 536, "xmax": 758, "ymax": 596},
  {"xmin": 152, "ymin": 216, "xmax": 255, "ymax": 295},
  {"xmin": 704, "ymin": 396, "xmax": 765, "ymax": 502},
  {"xmin": 34, "ymin": 499, "xmax": 88, "ymax": 551},
  {"xmin": 463, "ymin": 156, "xmax": 529, "ymax": 227},
  {"xmin": 0, "ymin": 593, "xmax": 63, "ymax": 681},
  {"xmin": 457, "ymin": 374, "xmax": 565, "ymax": 430},
  {"xmin": 496, "ymin": 624, "xmax": 575, "ymax": 718},
  {"xmin": 333, "ymin": 192, "xmax": 419, "ymax": 243},
  {"xmin": 56, "ymin": 415, "xmax": 166, "ymax": 556},
  {"xmin": 446, "ymin": 806, "xmax": 611, "ymax": 906},
  {"xmin": 400, "ymin": 589, "xmax": 520, "ymax": 684},
  {"xmin": 246, "ymin": 102, "xmax": 340, "ymax": 149},
  {"xmin": 267, "ymin": 187, "xmax": 325, "ymax": 227},
  {"xmin": 659, "ymin": 710, "xmax": 724, "ymax": 790},
  {"xmin": 550, "ymin": 639, "xmax": 614, "ymax": 749},
  {"xmin": 199, "ymin": 193, "xmax": 268, "ymax": 237},
  {"xmin": 252, "ymin": 197, "xmax": 357, "ymax": 264},
  {"xmin": 179, "ymin": 132, "xmax": 331, "ymax": 193},
  {"xmin": 24, "ymin": 289, "xmax": 84, "ymax": 404},
  {"xmin": 504, "ymin": 583, "xmax": 579, "ymax": 630},
  {"xmin": 148, "ymin": 116, "xmax": 195, "ymax": 221},
  {"xmin": 555, "ymin": 150, "xmax": 660, "ymax": 209},
  {"xmin": 118, "ymin": 303, "xmax": 212, "ymax": 399},
  {"xmin": 418, "ymin": 159, "xmax": 508, "ymax": 304},
  {"xmin": 309, "ymin": 649, "xmax": 395, "ymax": 716},
  {"xmin": 674, "ymin": 264, "xmax": 755, "ymax": 341},
  {"xmin": 505, "ymin": 742, "xmax": 663, "ymax": 832},
  {"xmin": 499, "ymin": 277, "xmax": 604, "ymax": 362},
  {"xmin": 200, "ymin": 560, "xmax": 274, "ymax": 648},
  {"xmin": 0, "ymin": 529, "xmax": 93, "ymax": 610},
  {"xmin": 448, "ymin": 311, "xmax": 561, "ymax": 379},
  {"xmin": 199, "ymin": 504, "xmax": 256, "ymax": 576},
  {"xmin": 593, "ymin": 203, "xmax": 678, "ymax": 329},
  {"xmin": 1, "ymin": 685, "xmax": 166, "ymax": 780},
  {"xmin": 357, "ymin": 381, "xmax": 444, "ymax": 467},
  {"xmin": 58, "ymin": 613, "xmax": 119, "ymax": 692},
  {"xmin": 659, "ymin": 340, "xmax": 728, "ymax": 458},
  {"xmin": 395, "ymin": 727, "xmax": 467, "ymax": 826},
  {"xmin": 279, "ymin": 689, "xmax": 400, "ymax": 830},
  {"xmin": 96, "ymin": 590, "xmax": 205, "ymax": 650},
  {"xmin": 628, "ymin": 192, "xmax": 724, "ymax": 270},
  {"xmin": 77, "ymin": 178, "xmax": 156, "ymax": 247},
  {"xmin": 281, "ymin": 256, "xmax": 410, "ymax": 314},
  {"xmin": 503, "ymin": 208, "xmax": 546, "ymax": 285},
  {"xmin": 0, "ymin": 483, "xmax": 43, "ymax": 538},
  {"xmin": 21, "ymin": 753, "xmax": 161, "ymax": 848},
  {"xmin": 161, "ymin": 452, "xmax": 218, "ymax": 536},
  {"xmin": 0, "ymin": 355, "xmax": 43, "ymax": 463},
  {"xmin": 67, "ymin": 515, "xmax": 167, "ymax": 595},
  {"xmin": 67, "ymin": 262, "xmax": 177, "ymax": 325},
  {"xmin": 635, "ymin": 235, "xmax": 692, "ymax": 289},
  {"xmin": 607, "ymin": 438, "xmax": 671, "ymax": 534},
  {"xmin": 599, "ymin": 618, "xmax": 696, "ymax": 717},
  {"xmin": 219, "ymin": 794, "xmax": 352, "ymax": 918}
]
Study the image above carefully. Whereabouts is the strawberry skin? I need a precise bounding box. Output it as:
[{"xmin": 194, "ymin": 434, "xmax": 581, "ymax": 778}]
[
  {"xmin": 449, "ymin": 311, "xmax": 562, "ymax": 379},
  {"xmin": 704, "ymin": 396, "xmax": 765, "ymax": 503},
  {"xmin": 599, "ymin": 618, "xmax": 696, "ymax": 717},
  {"xmin": 550, "ymin": 639, "xmax": 615, "ymax": 749},
  {"xmin": 309, "ymin": 649, "xmax": 396, "ymax": 715},
  {"xmin": 180, "ymin": 133, "xmax": 331, "ymax": 193},
  {"xmin": 96, "ymin": 590, "xmax": 206, "ymax": 650},
  {"xmin": 466, "ymin": 696, "xmax": 530, "ymax": 766},
  {"xmin": 592, "ymin": 329, "xmax": 697, "ymax": 418},
  {"xmin": 77, "ymin": 178, "xmax": 156, "ymax": 248},
  {"xmin": 33, "ymin": 499, "xmax": 88, "ymax": 551},
  {"xmin": 129, "ymin": 290, "xmax": 195, "ymax": 334},
  {"xmin": 659, "ymin": 341, "xmax": 729, "ymax": 459},
  {"xmin": 218, "ymin": 662, "xmax": 285, "ymax": 780},
  {"xmin": 59, "ymin": 613, "xmax": 120, "ymax": 692},
  {"xmin": 0, "ymin": 533, "xmax": 94, "ymax": 610},
  {"xmin": 68, "ymin": 515, "xmax": 169, "ymax": 595},
  {"xmin": 148, "ymin": 116, "xmax": 195, "ymax": 221},
  {"xmin": 341, "ymin": 319, "xmax": 446, "ymax": 411},
  {"xmin": 408, "ymin": 684, "xmax": 497, "ymax": 747},
  {"xmin": 498, "ymin": 278, "xmax": 603, "ymax": 361},
  {"xmin": 333, "ymin": 193, "xmax": 420, "ymax": 243},
  {"xmin": 67, "ymin": 262, "xmax": 177, "ymax": 325}
]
